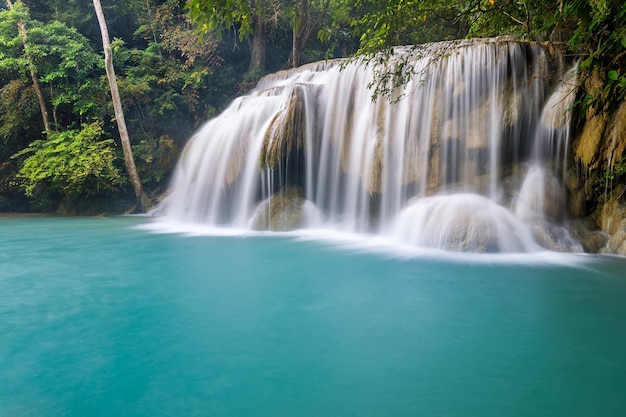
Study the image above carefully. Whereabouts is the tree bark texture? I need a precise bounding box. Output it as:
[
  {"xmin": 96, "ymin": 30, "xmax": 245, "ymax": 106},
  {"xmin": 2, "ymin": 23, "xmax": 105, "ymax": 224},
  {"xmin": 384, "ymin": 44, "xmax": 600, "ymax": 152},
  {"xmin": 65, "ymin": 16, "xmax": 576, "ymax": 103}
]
[
  {"xmin": 287, "ymin": 0, "xmax": 322, "ymax": 69},
  {"xmin": 248, "ymin": 15, "xmax": 266, "ymax": 75},
  {"xmin": 92, "ymin": 0, "xmax": 150, "ymax": 212}
]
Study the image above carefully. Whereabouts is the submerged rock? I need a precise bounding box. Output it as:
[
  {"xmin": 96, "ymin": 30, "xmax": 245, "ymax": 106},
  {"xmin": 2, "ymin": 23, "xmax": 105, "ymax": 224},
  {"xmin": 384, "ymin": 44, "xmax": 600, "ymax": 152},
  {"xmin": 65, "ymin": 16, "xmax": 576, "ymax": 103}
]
[
  {"xmin": 568, "ymin": 218, "xmax": 609, "ymax": 253},
  {"xmin": 597, "ymin": 185, "xmax": 626, "ymax": 234},
  {"xmin": 528, "ymin": 222, "xmax": 584, "ymax": 253},
  {"xmin": 392, "ymin": 194, "xmax": 538, "ymax": 253},
  {"xmin": 515, "ymin": 166, "xmax": 568, "ymax": 223},
  {"xmin": 603, "ymin": 220, "xmax": 626, "ymax": 255},
  {"xmin": 163, "ymin": 38, "xmax": 626, "ymax": 255},
  {"xmin": 250, "ymin": 185, "xmax": 322, "ymax": 231}
]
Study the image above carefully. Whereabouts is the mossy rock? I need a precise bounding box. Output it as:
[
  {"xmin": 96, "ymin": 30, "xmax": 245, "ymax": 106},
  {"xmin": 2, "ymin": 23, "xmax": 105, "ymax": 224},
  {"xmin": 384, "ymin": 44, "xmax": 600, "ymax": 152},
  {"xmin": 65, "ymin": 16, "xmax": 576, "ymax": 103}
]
[
  {"xmin": 596, "ymin": 185, "xmax": 626, "ymax": 234},
  {"xmin": 259, "ymin": 85, "xmax": 307, "ymax": 170},
  {"xmin": 251, "ymin": 185, "xmax": 306, "ymax": 231},
  {"xmin": 568, "ymin": 218, "xmax": 609, "ymax": 253},
  {"xmin": 529, "ymin": 222, "xmax": 584, "ymax": 253},
  {"xmin": 601, "ymin": 219, "xmax": 626, "ymax": 255},
  {"xmin": 574, "ymin": 113, "xmax": 608, "ymax": 170}
]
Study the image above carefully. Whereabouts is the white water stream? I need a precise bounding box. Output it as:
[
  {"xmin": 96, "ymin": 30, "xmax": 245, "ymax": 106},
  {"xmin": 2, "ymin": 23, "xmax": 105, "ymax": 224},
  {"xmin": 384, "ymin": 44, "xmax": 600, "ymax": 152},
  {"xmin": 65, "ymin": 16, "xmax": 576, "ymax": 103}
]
[{"xmin": 161, "ymin": 38, "xmax": 581, "ymax": 253}]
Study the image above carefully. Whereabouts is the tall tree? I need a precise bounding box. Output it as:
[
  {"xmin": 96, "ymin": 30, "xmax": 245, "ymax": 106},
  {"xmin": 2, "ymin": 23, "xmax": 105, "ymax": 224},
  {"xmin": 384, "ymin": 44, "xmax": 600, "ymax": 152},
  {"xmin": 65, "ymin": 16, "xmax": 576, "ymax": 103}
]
[
  {"xmin": 186, "ymin": 0, "xmax": 278, "ymax": 75},
  {"xmin": 92, "ymin": 0, "xmax": 150, "ymax": 211},
  {"xmin": 4, "ymin": 0, "xmax": 50, "ymax": 131},
  {"xmin": 286, "ymin": 0, "xmax": 328, "ymax": 68},
  {"xmin": 346, "ymin": 0, "xmax": 625, "ymax": 104}
]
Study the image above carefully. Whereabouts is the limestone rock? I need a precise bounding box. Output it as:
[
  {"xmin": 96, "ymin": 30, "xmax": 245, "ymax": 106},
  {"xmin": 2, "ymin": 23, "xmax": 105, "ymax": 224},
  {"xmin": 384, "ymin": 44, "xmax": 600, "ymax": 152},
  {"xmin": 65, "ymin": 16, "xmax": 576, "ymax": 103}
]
[
  {"xmin": 515, "ymin": 166, "xmax": 568, "ymax": 223},
  {"xmin": 260, "ymin": 85, "xmax": 308, "ymax": 170},
  {"xmin": 540, "ymin": 66, "xmax": 578, "ymax": 130},
  {"xmin": 603, "ymin": 219, "xmax": 626, "ymax": 255},
  {"xmin": 567, "ymin": 218, "xmax": 609, "ymax": 253},
  {"xmin": 529, "ymin": 223, "xmax": 582, "ymax": 252},
  {"xmin": 251, "ymin": 186, "xmax": 312, "ymax": 231},
  {"xmin": 574, "ymin": 113, "xmax": 608, "ymax": 170},
  {"xmin": 597, "ymin": 186, "xmax": 626, "ymax": 234},
  {"xmin": 604, "ymin": 101, "xmax": 626, "ymax": 168}
]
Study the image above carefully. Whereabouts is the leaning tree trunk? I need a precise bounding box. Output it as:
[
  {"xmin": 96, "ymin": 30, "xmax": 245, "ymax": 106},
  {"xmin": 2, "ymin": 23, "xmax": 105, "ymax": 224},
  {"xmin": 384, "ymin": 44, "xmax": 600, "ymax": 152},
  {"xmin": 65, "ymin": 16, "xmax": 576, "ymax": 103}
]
[
  {"xmin": 6, "ymin": 0, "xmax": 51, "ymax": 132},
  {"xmin": 93, "ymin": 0, "xmax": 150, "ymax": 212}
]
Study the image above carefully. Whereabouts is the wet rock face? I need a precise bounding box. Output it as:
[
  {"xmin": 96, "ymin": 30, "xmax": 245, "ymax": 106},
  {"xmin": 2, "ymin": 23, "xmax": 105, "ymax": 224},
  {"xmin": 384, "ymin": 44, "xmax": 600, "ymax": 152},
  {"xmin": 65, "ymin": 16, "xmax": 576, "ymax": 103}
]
[
  {"xmin": 165, "ymin": 38, "xmax": 626, "ymax": 255},
  {"xmin": 569, "ymin": 99, "xmax": 626, "ymax": 254},
  {"xmin": 259, "ymin": 85, "xmax": 308, "ymax": 171},
  {"xmin": 574, "ymin": 113, "xmax": 608, "ymax": 170},
  {"xmin": 515, "ymin": 166, "xmax": 569, "ymax": 223},
  {"xmin": 602, "ymin": 219, "xmax": 626, "ymax": 255},
  {"xmin": 568, "ymin": 218, "xmax": 609, "ymax": 253},
  {"xmin": 590, "ymin": 186, "xmax": 626, "ymax": 255},
  {"xmin": 251, "ymin": 186, "xmax": 306, "ymax": 231},
  {"xmin": 529, "ymin": 222, "xmax": 584, "ymax": 253},
  {"xmin": 597, "ymin": 186, "xmax": 626, "ymax": 234}
]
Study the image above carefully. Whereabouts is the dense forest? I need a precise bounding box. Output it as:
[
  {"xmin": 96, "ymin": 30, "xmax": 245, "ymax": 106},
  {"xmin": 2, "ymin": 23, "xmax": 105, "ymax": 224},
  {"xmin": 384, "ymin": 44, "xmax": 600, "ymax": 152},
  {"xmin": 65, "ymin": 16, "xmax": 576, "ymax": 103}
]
[{"xmin": 0, "ymin": 0, "xmax": 624, "ymax": 214}]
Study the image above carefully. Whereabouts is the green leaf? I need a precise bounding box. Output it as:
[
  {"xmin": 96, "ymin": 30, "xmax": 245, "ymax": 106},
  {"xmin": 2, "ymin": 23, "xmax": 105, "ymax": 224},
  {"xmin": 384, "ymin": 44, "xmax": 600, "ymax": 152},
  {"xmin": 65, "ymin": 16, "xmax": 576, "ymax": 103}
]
[{"xmin": 608, "ymin": 70, "xmax": 619, "ymax": 81}]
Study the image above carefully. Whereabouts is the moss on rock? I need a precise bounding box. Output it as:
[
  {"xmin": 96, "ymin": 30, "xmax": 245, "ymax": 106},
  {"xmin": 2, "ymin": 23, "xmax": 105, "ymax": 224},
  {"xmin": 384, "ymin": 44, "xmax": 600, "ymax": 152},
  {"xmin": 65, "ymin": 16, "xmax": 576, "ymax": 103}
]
[
  {"xmin": 259, "ymin": 85, "xmax": 307, "ymax": 170},
  {"xmin": 251, "ymin": 185, "xmax": 306, "ymax": 231}
]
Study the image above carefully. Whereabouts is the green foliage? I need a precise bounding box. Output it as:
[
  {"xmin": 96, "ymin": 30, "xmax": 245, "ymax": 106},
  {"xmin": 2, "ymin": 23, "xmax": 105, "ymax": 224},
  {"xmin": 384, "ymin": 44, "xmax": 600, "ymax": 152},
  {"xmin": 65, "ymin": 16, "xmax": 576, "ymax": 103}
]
[
  {"xmin": 1, "ymin": 0, "xmax": 623, "ymax": 213},
  {"xmin": 12, "ymin": 122, "xmax": 122, "ymax": 203},
  {"xmin": 0, "ymin": 2, "xmax": 34, "ymax": 77},
  {"xmin": 604, "ymin": 68, "xmax": 626, "ymax": 100},
  {"xmin": 0, "ymin": 2, "xmax": 104, "ymax": 128},
  {"xmin": 186, "ymin": 0, "xmax": 332, "ymax": 69},
  {"xmin": 133, "ymin": 135, "xmax": 178, "ymax": 187},
  {"xmin": 185, "ymin": 0, "xmax": 263, "ymax": 41},
  {"xmin": 342, "ymin": 0, "xmax": 520, "ymax": 100},
  {"xmin": 565, "ymin": 0, "xmax": 626, "ymax": 112},
  {"xmin": 0, "ymin": 79, "xmax": 39, "ymax": 142},
  {"xmin": 0, "ymin": 0, "xmax": 247, "ymax": 212},
  {"xmin": 316, "ymin": 0, "xmax": 356, "ymax": 56},
  {"xmin": 595, "ymin": 156, "xmax": 626, "ymax": 193},
  {"xmin": 114, "ymin": 1, "xmax": 230, "ymax": 128},
  {"xmin": 329, "ymin": 0, "xmax": 625, "ymax": 106}
]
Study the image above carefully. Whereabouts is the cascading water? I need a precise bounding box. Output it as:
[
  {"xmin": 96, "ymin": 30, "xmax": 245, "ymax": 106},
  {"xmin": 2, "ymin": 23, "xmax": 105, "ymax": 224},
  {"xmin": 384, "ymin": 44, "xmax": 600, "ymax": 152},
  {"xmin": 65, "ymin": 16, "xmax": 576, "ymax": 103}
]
[{"xmin": 161, "ymin": 38, "xmax": 582, "ymax": 253}]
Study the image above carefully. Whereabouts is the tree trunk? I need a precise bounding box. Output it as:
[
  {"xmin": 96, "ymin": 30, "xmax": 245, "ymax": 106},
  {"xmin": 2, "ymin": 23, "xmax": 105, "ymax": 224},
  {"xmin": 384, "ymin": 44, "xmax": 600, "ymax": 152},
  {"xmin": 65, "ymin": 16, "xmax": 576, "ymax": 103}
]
[
  {"xmin": 290, "ymin": 27, "xmax": 302, "ymax": 69},
  {"xmin": 247, "ymin": 15, "xmax": 266, "ymax": 75},
  {"xmin": 93, "ymin": 0, "xmax": 151, "ymax": 212},
  {"xmin": 287, "ymin": 0, "xmax": 317, "ymax": 69},
  {"xmin": 6, "ymin": 0, "xmax": 51, "ymax": 132}
]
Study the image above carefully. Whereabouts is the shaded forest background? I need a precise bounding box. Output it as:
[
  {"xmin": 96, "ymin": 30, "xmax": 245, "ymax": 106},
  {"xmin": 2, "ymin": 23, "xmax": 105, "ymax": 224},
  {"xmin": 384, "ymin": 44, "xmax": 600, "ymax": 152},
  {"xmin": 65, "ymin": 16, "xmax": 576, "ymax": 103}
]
[{"xmin": 0, "ymin": 0, "xmax": 624, "ymax": 214}]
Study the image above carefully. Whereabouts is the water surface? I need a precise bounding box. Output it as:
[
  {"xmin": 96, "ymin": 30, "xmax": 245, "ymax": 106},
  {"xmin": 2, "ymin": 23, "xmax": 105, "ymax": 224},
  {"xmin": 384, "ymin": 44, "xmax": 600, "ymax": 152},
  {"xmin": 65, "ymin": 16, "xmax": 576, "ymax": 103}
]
[{"xmin": 1, "ymin": 216, "xmax": 625, "ymax": 416}]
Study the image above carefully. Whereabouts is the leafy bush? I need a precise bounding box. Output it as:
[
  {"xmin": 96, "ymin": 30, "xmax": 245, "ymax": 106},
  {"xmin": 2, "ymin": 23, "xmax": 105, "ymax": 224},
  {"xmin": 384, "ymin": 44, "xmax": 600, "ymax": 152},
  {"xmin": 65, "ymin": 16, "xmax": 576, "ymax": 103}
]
[{"xmin": 12, "ymin": 122, "xmax": 122, "ymax": 206}]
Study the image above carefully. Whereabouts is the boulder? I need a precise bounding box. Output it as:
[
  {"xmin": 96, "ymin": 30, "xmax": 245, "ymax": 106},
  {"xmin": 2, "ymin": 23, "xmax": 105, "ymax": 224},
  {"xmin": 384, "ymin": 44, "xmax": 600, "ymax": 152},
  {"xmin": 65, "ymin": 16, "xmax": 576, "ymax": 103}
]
[
  {"xmin": 250, "ymin": 186, "xmax": 321, "ymax": 231},
  {"xmin": 568, "ymin": 218, "xmax": 609, "ymax": 253},
  {"xmin": 602, "ymin": 219, "xmax": 626, "ymax": 255},
  {"xmin": 595, "ymin": 185, "xmax": 626, "ymax": 233}
]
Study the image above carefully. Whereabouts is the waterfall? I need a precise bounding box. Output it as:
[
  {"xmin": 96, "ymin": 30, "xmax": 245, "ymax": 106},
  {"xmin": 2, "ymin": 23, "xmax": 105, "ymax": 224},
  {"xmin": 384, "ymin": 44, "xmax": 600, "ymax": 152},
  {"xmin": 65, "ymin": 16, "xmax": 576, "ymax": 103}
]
[{"xmin": 161, "ymin": 38, "xmax": 582, "ymax": 253}]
